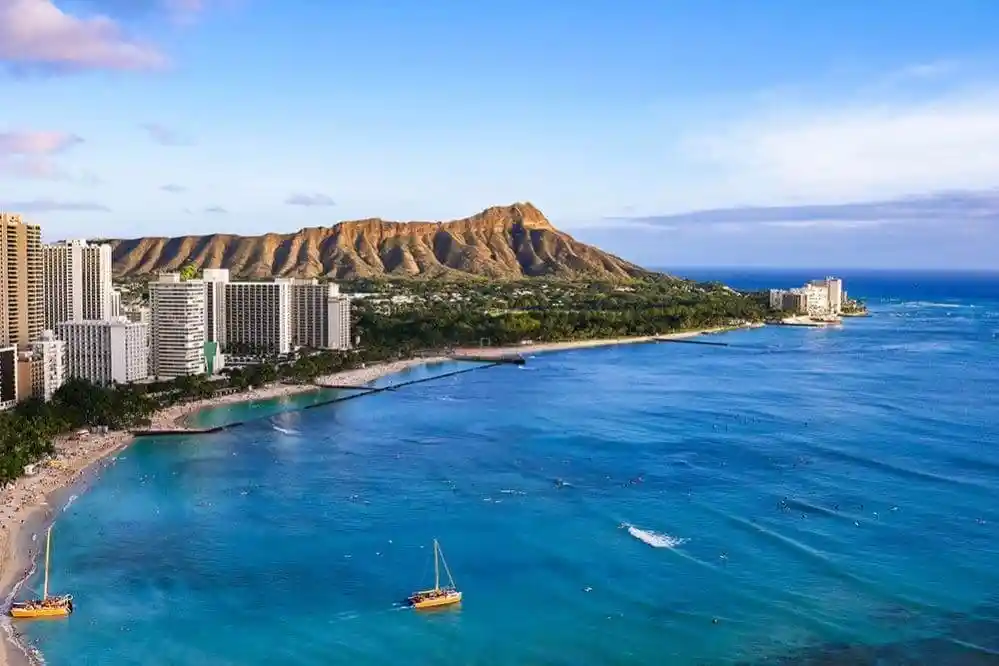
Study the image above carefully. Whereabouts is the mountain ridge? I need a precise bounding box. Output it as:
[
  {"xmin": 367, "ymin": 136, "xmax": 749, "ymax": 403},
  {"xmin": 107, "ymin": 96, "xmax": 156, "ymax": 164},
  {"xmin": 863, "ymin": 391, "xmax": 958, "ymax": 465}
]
[{"xmin": 109, "ymin": 202, "xmax": 651, "ymax": 280}]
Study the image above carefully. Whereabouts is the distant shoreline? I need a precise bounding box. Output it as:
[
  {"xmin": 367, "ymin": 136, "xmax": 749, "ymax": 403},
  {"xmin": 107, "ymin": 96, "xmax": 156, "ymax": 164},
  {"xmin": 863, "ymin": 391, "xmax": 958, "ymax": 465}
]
[
  {"xmin": 451, "ymin": 324, "xmax": 759, "ymax": 360},
  {"xmin": 0, "ymin": 323, "xmax": 758, "ymax": 666}
]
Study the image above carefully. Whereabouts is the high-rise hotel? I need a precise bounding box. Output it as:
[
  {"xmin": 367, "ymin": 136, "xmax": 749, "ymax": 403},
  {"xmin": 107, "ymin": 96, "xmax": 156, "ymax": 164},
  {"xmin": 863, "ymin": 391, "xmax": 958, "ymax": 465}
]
[
  {"xmin": 202, "ymin": 270, "xmax": 293, "ymax": 357},
  {"xmin": 55, "ymin": 319, "xmax": 148, "ymax": 385},
  {"xmin": 288, "ymin": 278, "xmax": 351, "ymax": 351},
  {"xmin": 42, "ymin": 239, "xmax": 114, "ymax": 327},
  {"xmin": 41, "ymin": 237, "xmax": 149, "ymax": 388},
  {"xmin": 201, "ymin": 270, "xmax": 349, "ymax": 353},
  {"xmin": 0, "ymin": 213, "xmax": 45, "ymax": 408},
  {"xmin": 1, "ymin": 213, "xmax": 44, "ymax": 349},
  {"xmin": 149, "ymin": 273, "xmax": 207, "ymax": 378}
]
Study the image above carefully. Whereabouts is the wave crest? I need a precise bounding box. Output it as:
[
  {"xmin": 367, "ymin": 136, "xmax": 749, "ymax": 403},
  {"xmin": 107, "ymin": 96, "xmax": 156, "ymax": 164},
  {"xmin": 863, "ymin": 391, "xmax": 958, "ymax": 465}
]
[{"xmin": 623, "ymin": 523, "xmax": 687, "ymax": 549}]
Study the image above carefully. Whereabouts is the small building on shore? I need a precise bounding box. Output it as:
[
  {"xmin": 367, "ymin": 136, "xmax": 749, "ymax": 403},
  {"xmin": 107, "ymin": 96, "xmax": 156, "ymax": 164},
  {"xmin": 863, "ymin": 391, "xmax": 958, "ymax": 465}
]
[{"xmin": 770, "ymin": 276, "xmax": 846, "ymax": 317}]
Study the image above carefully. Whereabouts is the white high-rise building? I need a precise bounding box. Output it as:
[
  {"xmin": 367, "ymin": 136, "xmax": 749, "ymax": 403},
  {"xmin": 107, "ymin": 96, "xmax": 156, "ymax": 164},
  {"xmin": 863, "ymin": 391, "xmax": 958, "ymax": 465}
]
[
  {"xmin": 807, "ymin": 277, "xmax": 844, "ymax": 315},
  {"xmin": 202, "ymin": 268, "xmax": 230, "ymax": 348},
  {"xmin": 149, "ymin": 273, "xmax": 206, "ymax": 378},
  {"xmin": 30, "ymin": 330, "xmax": 66, "ymax": 400},
  {"xmin": 110, "ymin": 288, "xmax": 122, "ymax": 318},
  {"xmin": 802, "ymin": 283, "xmax": 830, "ymax": 316},
  {"xmin": 225, "ymin": 280, "xmax": 291, "ymax": 356},
  {"xmin": 42, "ymin": 239, "xmax": 114, "ymax": 327},
  {"xmin": 55, "ymin": 318, "xmax": 148, "ymax": 385},
  {"xmin": 288, "ymin": 279, "xmax": 351, "ymax": 350}
]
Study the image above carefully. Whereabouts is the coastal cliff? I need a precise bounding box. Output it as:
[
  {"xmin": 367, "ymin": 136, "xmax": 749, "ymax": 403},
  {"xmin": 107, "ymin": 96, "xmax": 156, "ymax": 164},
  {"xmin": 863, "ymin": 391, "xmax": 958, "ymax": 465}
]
[{"xmin": 108, "ymin": 203, "xmax": 649, "ymax": 280}]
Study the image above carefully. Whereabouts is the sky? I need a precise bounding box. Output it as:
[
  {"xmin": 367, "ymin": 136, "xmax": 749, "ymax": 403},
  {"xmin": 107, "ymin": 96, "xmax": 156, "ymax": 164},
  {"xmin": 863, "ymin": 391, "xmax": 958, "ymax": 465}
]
[{"xmin": 1, "ymin": 0, "xmax": 998, "ymax": 269}]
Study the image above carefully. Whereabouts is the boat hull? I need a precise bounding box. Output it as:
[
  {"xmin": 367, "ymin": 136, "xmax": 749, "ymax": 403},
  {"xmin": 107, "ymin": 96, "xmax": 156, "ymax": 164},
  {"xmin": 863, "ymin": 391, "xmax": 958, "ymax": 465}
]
[
  {"xmin": 10, "ymin": 595, "xmax": 73, "ymax": 619},
  {"xmin": 10, "ymin": 605, "xmax": 71, "ymax": 619},
  {"xmin": 409, "ymin": 590, "xmax": 462, "ymax": 609}
]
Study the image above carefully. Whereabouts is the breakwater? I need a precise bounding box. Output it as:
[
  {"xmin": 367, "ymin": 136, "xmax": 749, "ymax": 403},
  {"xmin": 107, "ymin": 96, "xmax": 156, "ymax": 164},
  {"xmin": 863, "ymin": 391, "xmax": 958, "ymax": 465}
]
[
  {"xmin": 132, "ymin": 425, "xmax": 232, "ymax": 437},
  {"xmin": 448, "ymin": 353, "xmax": 525, "ymax": 364},
  {"xmin": 136, "ymin": 361, "xmax": 505, "ymax": 436},
  {"xmin": 656, "ymin": 337, "xmax": 731, "ymax": 347}
]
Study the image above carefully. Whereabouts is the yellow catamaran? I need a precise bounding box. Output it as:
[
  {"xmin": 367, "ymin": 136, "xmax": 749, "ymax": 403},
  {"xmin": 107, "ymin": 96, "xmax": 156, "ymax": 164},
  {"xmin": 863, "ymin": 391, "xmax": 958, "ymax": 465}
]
[
  {"xmin": 9, "ymin": 525, "xmax": 73, "ymax": 619},
  {"xmin": 408, "ymin": 539, "xmax": 462, "ymax": 609}
]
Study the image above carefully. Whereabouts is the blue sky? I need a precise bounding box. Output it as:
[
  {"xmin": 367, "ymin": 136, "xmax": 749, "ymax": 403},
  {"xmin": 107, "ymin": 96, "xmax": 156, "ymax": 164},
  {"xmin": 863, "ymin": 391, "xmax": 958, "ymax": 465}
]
[{"xmin": 1, "ymin": 0, "xmax": 998, "ymax": 269}]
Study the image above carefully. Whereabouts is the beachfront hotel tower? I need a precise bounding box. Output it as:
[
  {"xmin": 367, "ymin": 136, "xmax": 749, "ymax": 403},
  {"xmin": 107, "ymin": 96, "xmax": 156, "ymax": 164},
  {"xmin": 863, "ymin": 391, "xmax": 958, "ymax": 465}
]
[
  {"xmin": 224, "ymin": 280, "xmax": 292, "ymax": 356},
  {"xmin": 149, "ymin": 273, "xmax": 206, "ymax": 378},
  {"xmin": 42, "ymin": 239, "xmax": 114, "ymax": 328},
  {"xmin": 289, "ymin": 279, "xmax": 351, "ymax": 350},
  {"xmin": 54, "ymin": 319, "xmax": 147, "ymax": 385},
  {"xmin": 769, "ymin": 276, "xmax": 846, "ymax": 317},
  {"xmin": 29, "ymin": 331, "xmax": 67, "ymax": 401},
  {"xmin": 198, "ymin": 270, "xmax": 349, "ymax": 358},
  {"xmin": 0, "ymin": 213, "xmax": 44, "ymax": 350},
  {"xmin": 202, "ymin": 268, "xmax": 229, "ymax": 350},
  {"xmin": 55, "ymin": 319, "xmax": 147, "ymax": 385}
]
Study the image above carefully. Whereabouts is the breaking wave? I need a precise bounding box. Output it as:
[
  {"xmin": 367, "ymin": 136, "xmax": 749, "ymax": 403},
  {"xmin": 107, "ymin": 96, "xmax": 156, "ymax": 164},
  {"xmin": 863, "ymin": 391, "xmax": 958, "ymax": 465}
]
[{"xmin": 623, "ymin": 523, "xmax": 687, "ymax": 549}]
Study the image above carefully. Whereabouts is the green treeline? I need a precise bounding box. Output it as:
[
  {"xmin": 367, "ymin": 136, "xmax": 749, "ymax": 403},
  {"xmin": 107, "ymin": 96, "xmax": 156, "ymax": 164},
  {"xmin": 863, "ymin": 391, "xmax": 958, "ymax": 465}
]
[{"xmin": 352, "ymin": 277, "xmax": 768, "ymax": 351}]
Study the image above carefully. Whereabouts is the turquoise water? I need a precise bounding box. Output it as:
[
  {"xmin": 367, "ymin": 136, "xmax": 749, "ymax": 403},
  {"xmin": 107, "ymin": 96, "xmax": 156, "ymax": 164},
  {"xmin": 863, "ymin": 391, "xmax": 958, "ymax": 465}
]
[{"xmin": 15, "ymin": 273, "xmax": 999, "ymax": 665}]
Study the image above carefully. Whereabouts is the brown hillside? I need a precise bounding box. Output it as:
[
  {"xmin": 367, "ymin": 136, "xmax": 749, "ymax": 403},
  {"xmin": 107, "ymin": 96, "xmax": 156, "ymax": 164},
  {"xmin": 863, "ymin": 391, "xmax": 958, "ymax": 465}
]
[{"xmin": 109, "ymin": 203, "xmax": 649, "ymax": 280}]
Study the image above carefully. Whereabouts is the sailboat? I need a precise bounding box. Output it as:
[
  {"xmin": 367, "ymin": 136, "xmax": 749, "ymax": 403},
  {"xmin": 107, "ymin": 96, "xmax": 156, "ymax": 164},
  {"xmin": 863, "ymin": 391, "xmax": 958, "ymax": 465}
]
[
  {"xmin": 9, "ymin": 525, "xmax": 73, "ymax": 619},
  {"xmin": 407, "ymin": 539, "xmax": 462, "ymax": 609}
]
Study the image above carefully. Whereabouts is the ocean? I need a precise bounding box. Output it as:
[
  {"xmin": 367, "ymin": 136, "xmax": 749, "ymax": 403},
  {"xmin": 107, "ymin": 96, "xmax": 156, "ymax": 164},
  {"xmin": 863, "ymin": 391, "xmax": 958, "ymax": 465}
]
[{"xmin": 15, "ymin": 270, "xmax": 999, "ymax": 665}]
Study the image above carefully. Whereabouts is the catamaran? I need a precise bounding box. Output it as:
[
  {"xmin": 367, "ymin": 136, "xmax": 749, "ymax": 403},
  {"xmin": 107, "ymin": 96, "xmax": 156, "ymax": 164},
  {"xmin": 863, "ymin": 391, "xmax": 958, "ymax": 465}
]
[
  {"xmin": 9, "ymin": 525, "xmax": 73, "ymax": 619},
  {"xmin": 408, "ymin": 539, "xmax": 462, "ymax": 609}
]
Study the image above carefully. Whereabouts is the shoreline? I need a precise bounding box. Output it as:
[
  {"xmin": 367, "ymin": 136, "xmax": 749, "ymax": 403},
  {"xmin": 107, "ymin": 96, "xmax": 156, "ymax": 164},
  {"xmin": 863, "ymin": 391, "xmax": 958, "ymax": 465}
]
[
  {"xmin": 451, "ymin": 323, "xmax": 760, "ymax": 359},
  {"xmin": 0, "ymin": 325, "xmax": 756, "ymax": 666}
]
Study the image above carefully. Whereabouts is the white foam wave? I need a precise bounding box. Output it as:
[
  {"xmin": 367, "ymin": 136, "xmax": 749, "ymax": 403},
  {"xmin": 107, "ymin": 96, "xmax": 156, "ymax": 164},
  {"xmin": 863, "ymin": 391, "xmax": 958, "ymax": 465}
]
[
  {"xmin": 272, "ymin": 425, "xmax": 299, "ymax": 436},
  {"xmin": 904, "ymin": 301, "xmax": 963, "ymax": 309},
  {"xmin": 62, "ymin": 494, "xmax": 78, "ymax": 512},
  {"xmin": 623, "ymin": 523, "xmax": 687, "ymax": 549},
  {"xmin": 878, "ymin": 341, "xmax": 954, "ymax": 353}
]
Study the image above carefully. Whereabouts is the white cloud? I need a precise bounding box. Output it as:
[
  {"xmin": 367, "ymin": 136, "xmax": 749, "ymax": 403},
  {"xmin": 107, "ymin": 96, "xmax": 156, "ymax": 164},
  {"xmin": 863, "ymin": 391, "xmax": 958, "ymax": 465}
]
[
  {"xmin": 891, "ymin": 60, "xmax": 960, "ymax": 81},
  {"xmin": 680, "ymin": 87, "xmax": 999, "ymax": 207},
  {"xmin": 0, "ymin": 0, "xmax": 165, "ymax": 71}
]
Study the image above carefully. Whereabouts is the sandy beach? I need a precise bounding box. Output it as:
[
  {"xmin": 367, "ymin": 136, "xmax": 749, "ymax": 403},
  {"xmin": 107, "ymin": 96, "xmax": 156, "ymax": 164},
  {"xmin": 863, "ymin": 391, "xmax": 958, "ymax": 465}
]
[
  {"xmin": 450, "ymin": 325, "xmax": 756, "ymax": 359},
  {"xmin": 0, "ymin": 326, "xmax": 755, "ymax": 665}
]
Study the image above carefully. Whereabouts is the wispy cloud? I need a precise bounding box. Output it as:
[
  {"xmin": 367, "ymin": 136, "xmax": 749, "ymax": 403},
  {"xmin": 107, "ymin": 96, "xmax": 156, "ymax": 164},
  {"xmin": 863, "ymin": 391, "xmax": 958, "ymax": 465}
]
[
  {"xmin": 160, "ymin": 183, "xmax": 186, "ymax": 193},
  {"xmin": 0, "ymin": 198, "xmax": 110, "ymax": 212},
  {"xmin": 285, "ymin": 193, "xmax": 336, "ymax": 207},
  {"xmin": 0, "ymin": 156, "xmax": 69, "ymax": 180},
  {"xmin": 616, "ymin": 189, "xmax": 999, "ymax": 233},
  {"xmin": 140, "ymin": 123, "xmax": 192, "ymax": 146},
  {"xmin": 0, "ymin": 130, "xmax": 83, "ymax": 155},
  {"xmin": 679, "ymin": 87, "xmax": 999, "ymax": 207},
  {"xmin": 0, "ymin": 130, "xmax": 90, "ymax": 181},
  {"xmin": 204, "ymin": 205, "xmax": 227, "ymax": 213},
  {"xmin": 892, "ymin": 60, "xmax": 960, "ymax": 81},
  {"xmin": 0, "ymin": 0, "xmax": 166, "ymax": 72}
]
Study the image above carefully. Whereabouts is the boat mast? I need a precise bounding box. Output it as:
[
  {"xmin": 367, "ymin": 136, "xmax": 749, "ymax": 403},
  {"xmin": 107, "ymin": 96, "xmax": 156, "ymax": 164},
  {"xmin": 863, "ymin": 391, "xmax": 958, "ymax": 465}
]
[
  {"xmin": 43, "ymin": 526, "xmax": 51, "ymax": 600},
  {"xmin": 433, "ymin": 539, "xmax": 440, "ymax": 591}
]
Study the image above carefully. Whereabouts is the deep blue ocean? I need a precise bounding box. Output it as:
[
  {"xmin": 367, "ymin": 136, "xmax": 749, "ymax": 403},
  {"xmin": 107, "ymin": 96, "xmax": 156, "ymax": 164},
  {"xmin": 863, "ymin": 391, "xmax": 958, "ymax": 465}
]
[{"xmin": 14, "ymin": 270, "xmax": 999, "ymax": 665}]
